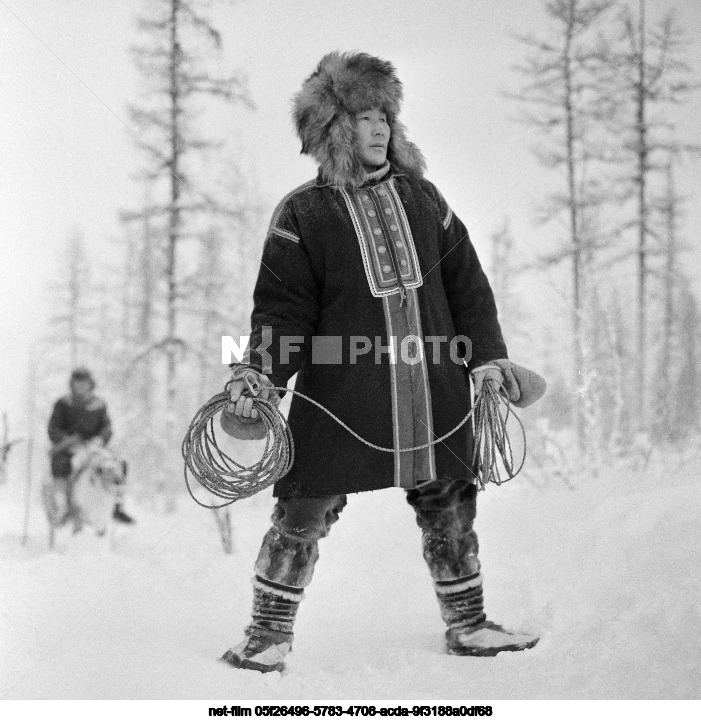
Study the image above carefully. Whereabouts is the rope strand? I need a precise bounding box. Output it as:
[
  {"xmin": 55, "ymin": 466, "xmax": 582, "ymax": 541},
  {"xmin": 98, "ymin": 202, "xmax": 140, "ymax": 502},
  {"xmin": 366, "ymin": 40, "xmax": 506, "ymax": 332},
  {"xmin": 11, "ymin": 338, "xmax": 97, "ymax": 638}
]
[
  {"xmin": 471, "ymin": 380, "xmax": 526, "ymax": 490},
  {"xmin": 182, "ymin": 380, "xmax": 526, "ymax": 507}
]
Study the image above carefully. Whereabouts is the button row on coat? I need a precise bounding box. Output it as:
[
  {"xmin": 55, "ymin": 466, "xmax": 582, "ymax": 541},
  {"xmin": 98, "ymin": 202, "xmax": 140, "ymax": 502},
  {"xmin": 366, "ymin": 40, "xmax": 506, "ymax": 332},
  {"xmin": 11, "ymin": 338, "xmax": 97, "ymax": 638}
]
[
  {"xmin": 366, "ymin": 207, "xmax": 396, "ymax": 221},
  {"xmin": 358, "ymin": 189, "xmax": 406, "ymax": 278},
  {"xmin": 365, "ymin": 206, "xmax": 399, "ymax": 237}
]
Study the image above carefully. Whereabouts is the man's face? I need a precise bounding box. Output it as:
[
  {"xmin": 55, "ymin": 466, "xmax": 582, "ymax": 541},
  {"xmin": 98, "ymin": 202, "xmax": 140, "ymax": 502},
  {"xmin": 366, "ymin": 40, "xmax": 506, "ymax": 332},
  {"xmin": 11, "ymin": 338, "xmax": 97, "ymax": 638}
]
[
  {"xmin": 355, "ymin": 108, "xmax": 390, "ymax": 171},
  {"xmin": 71, "ymin": 379, "xmax": 93, "ymax": 402}
]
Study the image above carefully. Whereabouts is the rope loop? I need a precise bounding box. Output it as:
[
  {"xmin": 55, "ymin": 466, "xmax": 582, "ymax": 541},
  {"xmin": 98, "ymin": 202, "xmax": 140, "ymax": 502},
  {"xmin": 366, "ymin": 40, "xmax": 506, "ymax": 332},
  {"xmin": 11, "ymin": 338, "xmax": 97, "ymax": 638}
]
[
  {"xmin": 471, "ymin": 379, "xmax": 526, "ymax": 490},
  {"xmin": 182, "ymin": 380, "xmax": 526, "ymax": 507},
  {"xmin": 182, "ymin": 390, "xmax": 293, "ymax": 509}
]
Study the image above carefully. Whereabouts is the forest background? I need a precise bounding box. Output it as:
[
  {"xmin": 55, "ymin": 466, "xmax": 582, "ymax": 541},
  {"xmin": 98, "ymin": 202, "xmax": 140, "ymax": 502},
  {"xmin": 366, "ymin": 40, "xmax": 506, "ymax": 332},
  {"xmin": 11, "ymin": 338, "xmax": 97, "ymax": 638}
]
[{"xmin": 1, "ymin": 0, "xmax": 700, "ymax": 506}]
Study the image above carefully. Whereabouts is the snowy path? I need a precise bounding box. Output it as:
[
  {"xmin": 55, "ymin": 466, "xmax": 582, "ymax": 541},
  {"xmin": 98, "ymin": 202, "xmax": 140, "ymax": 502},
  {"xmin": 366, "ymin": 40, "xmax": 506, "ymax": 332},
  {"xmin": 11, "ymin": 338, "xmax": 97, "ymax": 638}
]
[{"xmin": 2, "ymin": 456, "xmax": 700, "ymax": 700}]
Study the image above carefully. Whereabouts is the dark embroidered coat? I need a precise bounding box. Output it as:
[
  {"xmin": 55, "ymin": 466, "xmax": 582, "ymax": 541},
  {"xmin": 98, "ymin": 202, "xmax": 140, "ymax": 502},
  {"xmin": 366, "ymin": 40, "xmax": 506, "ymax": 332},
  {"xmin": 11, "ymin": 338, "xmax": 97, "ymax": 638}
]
[{"xmin": 246, "ymin": 165, "xmax": 507, "ymax": 498}]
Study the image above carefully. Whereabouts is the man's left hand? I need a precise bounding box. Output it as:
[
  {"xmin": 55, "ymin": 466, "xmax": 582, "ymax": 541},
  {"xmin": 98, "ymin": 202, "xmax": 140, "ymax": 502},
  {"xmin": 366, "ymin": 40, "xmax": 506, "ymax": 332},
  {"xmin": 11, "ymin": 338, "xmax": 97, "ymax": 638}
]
[
  {"xmin": 472, "ymin": 360, "xmax": 521, "ymax": 402},
  {"xmin": 473, "ymin": 367, "xmax": 504, "ymax": 397}
]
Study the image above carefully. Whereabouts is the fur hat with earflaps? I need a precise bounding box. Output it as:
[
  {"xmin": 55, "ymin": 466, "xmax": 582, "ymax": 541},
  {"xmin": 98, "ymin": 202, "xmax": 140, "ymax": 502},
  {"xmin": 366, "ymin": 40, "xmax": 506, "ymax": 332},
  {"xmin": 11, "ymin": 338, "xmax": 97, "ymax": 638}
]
[{"xmin": 293, "ymin": 51, "xmax": 426, "ymax": 188}]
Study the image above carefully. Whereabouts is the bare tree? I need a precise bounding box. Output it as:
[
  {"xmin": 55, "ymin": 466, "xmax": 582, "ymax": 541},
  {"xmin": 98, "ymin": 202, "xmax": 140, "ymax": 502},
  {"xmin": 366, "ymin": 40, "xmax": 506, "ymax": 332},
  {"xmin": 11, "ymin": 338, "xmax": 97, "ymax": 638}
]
[
  {"xmin": 113, "ymin": 184, "xmax": 170, "ymax": 497},
  {"xmin": 602, "ymin": 1, "xmax": 699, "ymax": 428},
  {"xmin": 119, "ymin": 186, "xmax": 160, "ymax": 416},
  {"xmin": 511, "ymin": 0, "xmax": 614, "ymax": 448},
  {"xmin": 489, "ymin": 217, "xmax": 515, "ymax": 331},
  {"xmin": 671, "ymin": 285, "xmax": 701, "ymax": 442},
  {"xmin": 191, "ymin": 227, "xmax": 229, "ymax": 399},
  {"xmin": 489, "ymin": 216, "xmax": 534, "ymax": 356},
  {"xmin": 580, "ymin": 281, "xmax": 633, "ymax": 468},
  {"xmin": 21, "ymin": 357, "xmax": 37, "ymax": 545},
  {"xmin": 127, "ymin": 0, "xmax": 252, "ymax": 455},
  {"xmin": 652, "ymin": 155, "xmax": 683, "ymax": 439},
  {"xmin": 0, "ymin": 412, "xmax": 23, "ymax": 486},
  {"xmin": 46, "ymin": 229, "xmax": 97, "ymax": 369}
]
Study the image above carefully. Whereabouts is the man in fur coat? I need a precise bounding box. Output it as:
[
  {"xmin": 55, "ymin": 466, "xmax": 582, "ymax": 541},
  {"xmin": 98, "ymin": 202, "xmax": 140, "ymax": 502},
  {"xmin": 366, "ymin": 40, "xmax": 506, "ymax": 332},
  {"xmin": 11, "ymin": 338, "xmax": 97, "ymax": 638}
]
[
  {"xmin": 48, "ymin": 367, "xmax": 134, "ymax": 525},
  {"xmin": 223, "ymin": 52, "xmax": 539, "ymax": 672}
]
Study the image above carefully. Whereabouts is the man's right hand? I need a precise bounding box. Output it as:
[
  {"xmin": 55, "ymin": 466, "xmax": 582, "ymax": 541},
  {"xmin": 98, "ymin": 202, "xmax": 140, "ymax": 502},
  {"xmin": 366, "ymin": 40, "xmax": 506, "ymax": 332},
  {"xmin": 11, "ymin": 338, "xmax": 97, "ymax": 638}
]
[{"xmin": 226, "ymin": 370, "xmax": 279, "ymax": 421}]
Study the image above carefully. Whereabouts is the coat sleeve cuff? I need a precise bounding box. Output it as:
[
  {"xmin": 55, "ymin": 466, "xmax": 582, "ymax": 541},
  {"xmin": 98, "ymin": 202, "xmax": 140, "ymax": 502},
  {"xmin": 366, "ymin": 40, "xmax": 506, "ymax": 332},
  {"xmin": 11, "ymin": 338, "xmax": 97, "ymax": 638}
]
[
  {"xmin": 228, "ymin": 363, "xmax": 287, "ymax": 399},
  {"xmin": 470, "ymin": 362, "xmax": 503, "ymax": 376}
]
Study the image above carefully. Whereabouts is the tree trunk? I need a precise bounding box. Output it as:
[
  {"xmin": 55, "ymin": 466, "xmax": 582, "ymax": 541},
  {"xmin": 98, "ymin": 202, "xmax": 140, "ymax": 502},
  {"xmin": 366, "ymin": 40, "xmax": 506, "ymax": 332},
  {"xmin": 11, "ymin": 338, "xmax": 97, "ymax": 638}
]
[
  {"xmin": 22, "ymin": 355, "xmax": 37, "ymax": 545},
  {"xmin": 657, "ymin": 159, "xmax": 676, "ymax": 438},
  {"xmin": 139, "ymin": 194, "xmax": 156, "ymax": 430},
  {"xmin": 166, "ymin": 0, "xmax": 182, "ymax": 442},
  {"xmin": 563, "ymin": 4, "xmax": 585, "ymax": 450},
  {"xmin": 635, "ymin": 0, "xmax": 648, "ymax": 430}
]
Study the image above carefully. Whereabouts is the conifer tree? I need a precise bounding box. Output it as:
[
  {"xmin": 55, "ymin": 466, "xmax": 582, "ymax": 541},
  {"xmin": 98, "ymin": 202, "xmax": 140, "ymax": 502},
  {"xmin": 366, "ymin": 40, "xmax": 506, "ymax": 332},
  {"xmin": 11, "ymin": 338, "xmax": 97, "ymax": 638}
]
[
  {"xmin": 512, "ymin": 0, "xmax": 614, "ymax": 448},
  {"xmin": 601, "ymin": 1, "xmax": 698, "ymax": 428},
  {"xmin": 127, "ymin": 0, "xmax": 251, "ymax": 463}
]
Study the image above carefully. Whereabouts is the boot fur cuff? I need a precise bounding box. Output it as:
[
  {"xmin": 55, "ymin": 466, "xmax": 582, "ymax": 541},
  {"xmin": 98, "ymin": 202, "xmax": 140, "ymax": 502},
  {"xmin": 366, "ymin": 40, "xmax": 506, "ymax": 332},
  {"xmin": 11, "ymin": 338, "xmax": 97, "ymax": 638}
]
[
  {"xmin": 253, "ymin": 577, "xmax": 305, "ymax": 603},
  {"xmin": 434, "ymin": 573, "xmax": 483, "ymax": 596}
]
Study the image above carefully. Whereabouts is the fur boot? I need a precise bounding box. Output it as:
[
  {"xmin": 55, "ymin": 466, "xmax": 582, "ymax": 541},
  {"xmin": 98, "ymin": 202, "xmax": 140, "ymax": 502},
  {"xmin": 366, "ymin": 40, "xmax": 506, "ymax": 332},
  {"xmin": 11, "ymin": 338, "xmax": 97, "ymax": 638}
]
[
  {"xmin": 222, "ymin": 577, "xmax": 303, "ymax": 673},
  {"xmin": 436, "ymin": 573, "xmax": 539, "ymax": 656}
]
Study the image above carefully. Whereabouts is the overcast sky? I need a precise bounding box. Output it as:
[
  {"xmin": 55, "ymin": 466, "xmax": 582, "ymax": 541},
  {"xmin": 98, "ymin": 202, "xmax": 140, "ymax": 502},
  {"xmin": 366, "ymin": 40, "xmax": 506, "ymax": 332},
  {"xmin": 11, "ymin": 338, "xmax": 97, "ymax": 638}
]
[{"xmin": 1, "ymin": 0, "xmax": 700, "ymax": 437}]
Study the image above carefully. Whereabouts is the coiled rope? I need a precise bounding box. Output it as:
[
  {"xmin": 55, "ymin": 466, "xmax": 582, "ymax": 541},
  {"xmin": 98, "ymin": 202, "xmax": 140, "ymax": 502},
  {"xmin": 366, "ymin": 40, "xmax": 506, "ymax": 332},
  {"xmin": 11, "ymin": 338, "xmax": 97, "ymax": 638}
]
[
  {"xmin": 182, "ymin": 379, "xmax": 525, "ymax": 508},
  {"xmin": 471, "ymin": 379, "xmax": 526, "ymax": 489}
]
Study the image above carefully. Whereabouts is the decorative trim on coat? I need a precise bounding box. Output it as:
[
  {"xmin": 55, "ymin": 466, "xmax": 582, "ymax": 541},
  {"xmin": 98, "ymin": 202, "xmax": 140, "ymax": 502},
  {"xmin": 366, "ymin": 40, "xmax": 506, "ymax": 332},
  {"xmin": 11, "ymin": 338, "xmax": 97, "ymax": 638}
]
[
  {"xmin": 407, "ymin": 287, "xmax": 437, "ymax": 482},
  {"xmin": 381, "ymin": 290, "xmax": 436, "ymax": 488},
  {"xmin": 339, "ymin": 179, "xmax": 423, "ymax": 298},
  {"xmin": 267, "ymin": 180, "xmax": 316, "ymax": 243},
  {"xmin": 442, "ymin": 206, "xmax": 453, "ymax": 230}
]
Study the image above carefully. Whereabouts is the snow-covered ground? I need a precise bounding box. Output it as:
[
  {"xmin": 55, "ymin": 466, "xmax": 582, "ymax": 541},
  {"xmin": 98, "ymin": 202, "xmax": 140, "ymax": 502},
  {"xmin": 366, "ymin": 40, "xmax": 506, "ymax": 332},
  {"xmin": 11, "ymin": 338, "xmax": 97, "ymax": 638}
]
[{"xmin": 2, "ymin": 447, "xmax": 700, "ymax": 700}]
